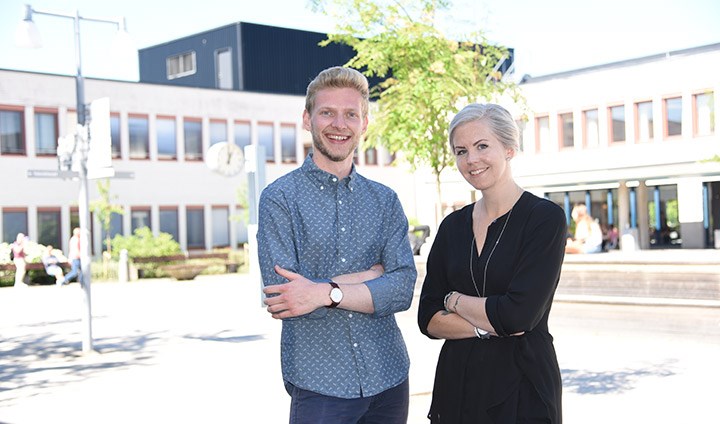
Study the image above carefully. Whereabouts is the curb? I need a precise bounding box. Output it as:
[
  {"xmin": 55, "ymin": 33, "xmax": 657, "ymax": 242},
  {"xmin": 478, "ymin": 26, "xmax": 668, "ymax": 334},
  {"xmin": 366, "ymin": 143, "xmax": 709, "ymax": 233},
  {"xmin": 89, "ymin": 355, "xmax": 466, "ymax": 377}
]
[{"xmin": 554, "ymin": 293, "xmax": 720, "ymax": 308}]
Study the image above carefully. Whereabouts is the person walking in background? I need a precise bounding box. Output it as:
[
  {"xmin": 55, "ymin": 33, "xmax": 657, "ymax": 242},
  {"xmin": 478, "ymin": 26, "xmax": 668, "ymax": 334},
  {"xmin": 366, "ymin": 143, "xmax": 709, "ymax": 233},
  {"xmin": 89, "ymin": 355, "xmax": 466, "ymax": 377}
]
[
  {"xmin": 42, "ymin": 245, "xmax": 66, "ymax": 286},
  {"xmin": 11, "ymin": 233, "xmax": 28, "ymax": 288},
  {"xmin": 418, "ymin": 103, "xmax": 566, "ymax": 423},
  {"xmin": 62, "ymin": 227, "xmax": 82, "ymax": 285},
  {"xmin": 258, "ymin": 66, "xmax": 417, "ymax": 424},
  {"xmin": 565, "ymin": 203, "xmax": 603, "ymax": 254}
]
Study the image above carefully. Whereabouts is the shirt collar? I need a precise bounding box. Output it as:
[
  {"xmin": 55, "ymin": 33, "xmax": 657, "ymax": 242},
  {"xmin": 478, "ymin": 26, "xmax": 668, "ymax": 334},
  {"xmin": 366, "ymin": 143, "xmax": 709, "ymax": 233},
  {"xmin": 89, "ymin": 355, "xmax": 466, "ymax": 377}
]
[{"xmin": 302, "ymin": 152, "xmax": 357, "ymax": 191}]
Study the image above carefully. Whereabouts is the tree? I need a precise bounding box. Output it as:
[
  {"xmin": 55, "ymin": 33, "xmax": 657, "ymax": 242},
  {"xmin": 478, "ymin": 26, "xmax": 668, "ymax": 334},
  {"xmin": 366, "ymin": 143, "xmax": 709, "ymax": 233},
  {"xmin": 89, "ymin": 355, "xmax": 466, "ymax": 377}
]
[
  {"xmin": 90, "ymin": 179, "xmax": 123, "ymax": 278},
  {"xmin": 311, "ymin": 0, "xmax": 523, "ymax": 225}
]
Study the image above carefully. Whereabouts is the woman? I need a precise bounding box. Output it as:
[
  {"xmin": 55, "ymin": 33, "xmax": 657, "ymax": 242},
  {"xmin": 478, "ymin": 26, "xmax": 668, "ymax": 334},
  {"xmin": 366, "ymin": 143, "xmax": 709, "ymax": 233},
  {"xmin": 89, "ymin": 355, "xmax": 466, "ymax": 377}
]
[
  {"xmin": 565, "ymin": 203, "xmax": 603, "ymax": 254},
  {"xmin": 11, "ymin": 233, "xmax": 28, "ymax": 288},
  {"xmin": 418, "ymin": 103, "xmax": 566, "ymax": 423}
]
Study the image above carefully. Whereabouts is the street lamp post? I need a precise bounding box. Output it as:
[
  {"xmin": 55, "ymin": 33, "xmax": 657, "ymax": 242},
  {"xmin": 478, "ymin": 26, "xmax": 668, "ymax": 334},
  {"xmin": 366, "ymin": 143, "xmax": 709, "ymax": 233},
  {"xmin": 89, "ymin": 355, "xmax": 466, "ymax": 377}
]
[{"xmin": 16, "ymin": 4, "xmax": 134, "ymax": 354}]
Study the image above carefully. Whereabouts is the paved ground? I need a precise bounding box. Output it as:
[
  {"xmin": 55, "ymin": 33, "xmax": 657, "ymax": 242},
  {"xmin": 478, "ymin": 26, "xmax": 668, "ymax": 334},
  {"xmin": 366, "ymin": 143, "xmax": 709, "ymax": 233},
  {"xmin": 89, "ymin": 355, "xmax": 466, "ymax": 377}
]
[{"xmin": 1, "ymin": 265, "xmax": 719, "ymax": 423}]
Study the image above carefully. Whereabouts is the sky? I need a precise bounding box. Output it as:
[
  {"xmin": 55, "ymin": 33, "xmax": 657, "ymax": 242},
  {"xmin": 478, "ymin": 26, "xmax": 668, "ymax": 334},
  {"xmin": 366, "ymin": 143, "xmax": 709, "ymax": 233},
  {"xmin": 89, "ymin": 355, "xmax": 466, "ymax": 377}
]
[{"xmin": 1, "ymin": 0, "xmax": 719, "ymax": 82}]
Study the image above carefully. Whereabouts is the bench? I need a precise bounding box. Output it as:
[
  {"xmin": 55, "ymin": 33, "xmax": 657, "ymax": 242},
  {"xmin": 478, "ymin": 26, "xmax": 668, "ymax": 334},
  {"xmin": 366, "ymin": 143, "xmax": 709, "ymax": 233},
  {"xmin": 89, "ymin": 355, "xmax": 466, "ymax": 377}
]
[
  {"xmin": 0, "ymin": 261, "xmax": 71, "ymax": 285},
  {"xmin": 131, "ymin": 252, "xmax": 240, "ymax": 276},
  {"xmin": 0, "ymin": 262, "xmax": 70, "ymax": 271}
]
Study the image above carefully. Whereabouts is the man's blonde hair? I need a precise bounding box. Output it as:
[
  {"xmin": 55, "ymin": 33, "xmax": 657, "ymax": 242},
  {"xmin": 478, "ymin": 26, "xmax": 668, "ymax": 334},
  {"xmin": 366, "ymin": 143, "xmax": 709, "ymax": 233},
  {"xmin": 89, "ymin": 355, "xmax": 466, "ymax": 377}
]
[{"xmin": 305, "ymin": 66, "xmax": 369, "ymax": 117}]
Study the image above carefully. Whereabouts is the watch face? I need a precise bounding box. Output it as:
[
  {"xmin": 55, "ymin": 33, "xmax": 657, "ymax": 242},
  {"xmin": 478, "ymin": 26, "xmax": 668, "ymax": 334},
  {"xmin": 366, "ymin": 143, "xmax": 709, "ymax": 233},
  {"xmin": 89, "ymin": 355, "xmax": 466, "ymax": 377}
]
[{"xmin": 330, "ymin": 287, "xmax": 343, "ymax": 303}]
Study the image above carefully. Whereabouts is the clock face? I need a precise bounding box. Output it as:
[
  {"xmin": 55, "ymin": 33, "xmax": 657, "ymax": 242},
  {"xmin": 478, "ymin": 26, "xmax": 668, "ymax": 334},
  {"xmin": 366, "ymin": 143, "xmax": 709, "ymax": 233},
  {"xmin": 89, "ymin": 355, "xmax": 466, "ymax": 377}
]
[{"xmin": 206, "ymin": 142, "xmax": 244, "ymax": 176}]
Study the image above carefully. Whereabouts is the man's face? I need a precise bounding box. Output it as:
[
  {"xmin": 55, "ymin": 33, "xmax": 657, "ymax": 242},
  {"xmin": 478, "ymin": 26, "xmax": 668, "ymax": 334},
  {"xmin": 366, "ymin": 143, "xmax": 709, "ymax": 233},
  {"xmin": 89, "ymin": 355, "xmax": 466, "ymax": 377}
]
[{"xmin": 303, "ymin": 87, "xmax": 368, "ymax": 163}]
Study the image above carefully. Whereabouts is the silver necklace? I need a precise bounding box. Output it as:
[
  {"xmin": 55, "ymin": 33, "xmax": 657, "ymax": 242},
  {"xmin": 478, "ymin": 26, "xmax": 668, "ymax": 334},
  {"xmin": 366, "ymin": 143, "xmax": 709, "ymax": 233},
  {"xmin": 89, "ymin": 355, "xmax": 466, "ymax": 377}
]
[{"xmin": 470, "ymin": 207, "xmax": 514, "ymax": 297}]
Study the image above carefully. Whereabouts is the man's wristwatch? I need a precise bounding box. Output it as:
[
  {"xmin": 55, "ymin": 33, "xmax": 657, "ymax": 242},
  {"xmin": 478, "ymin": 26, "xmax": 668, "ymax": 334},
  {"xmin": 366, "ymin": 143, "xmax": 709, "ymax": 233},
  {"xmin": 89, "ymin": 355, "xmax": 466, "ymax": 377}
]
[{"xmin": 328, "ymin": 281, "xmax": 343, "ymax": 308}]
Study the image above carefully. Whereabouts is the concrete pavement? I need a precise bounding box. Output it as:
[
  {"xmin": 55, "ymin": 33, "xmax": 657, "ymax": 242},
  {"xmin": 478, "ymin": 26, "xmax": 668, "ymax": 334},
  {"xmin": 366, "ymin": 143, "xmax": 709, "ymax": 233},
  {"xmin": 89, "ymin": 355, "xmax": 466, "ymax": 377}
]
[{"xmin": 1, "ymin": 256, "xmax": 719, "ymax": 423}]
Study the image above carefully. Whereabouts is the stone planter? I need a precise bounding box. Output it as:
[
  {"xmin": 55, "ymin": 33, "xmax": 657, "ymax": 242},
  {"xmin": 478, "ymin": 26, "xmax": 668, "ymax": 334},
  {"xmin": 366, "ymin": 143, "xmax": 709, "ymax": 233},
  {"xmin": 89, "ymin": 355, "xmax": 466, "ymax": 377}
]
[{"xmin": 161, "ymin": 264, "xmax": 207, "ymax": 281}]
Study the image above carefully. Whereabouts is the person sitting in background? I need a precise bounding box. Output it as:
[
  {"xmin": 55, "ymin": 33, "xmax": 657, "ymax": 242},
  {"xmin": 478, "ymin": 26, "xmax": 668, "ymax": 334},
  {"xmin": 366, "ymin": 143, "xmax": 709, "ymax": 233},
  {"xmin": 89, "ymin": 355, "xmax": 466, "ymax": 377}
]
[
  {"xmin": 42, "ymin": 245, "xmax": 66, "ymax": 286},
  {"xmin": 565, "ymin": 203, "xmax": 603, "ymax": 254}
]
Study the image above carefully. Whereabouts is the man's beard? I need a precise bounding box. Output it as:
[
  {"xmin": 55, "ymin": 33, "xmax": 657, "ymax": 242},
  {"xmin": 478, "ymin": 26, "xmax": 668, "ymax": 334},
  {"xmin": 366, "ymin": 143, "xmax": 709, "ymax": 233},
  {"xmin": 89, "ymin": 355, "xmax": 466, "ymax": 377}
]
[{"xmin": 311, "ymin": 130, "xmax": 357, "ymax": 162}]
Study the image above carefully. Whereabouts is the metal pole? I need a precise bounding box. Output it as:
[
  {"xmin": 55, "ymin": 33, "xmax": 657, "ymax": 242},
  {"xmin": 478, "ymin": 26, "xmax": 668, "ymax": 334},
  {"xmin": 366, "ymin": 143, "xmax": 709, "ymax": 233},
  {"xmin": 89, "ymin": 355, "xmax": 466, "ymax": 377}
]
[
  {"xmin": 20, "ymin": 4, "xmax": 130, "ymax": 355},
  {"xmin": 72, "ymin": 9, "xmax": 93, "ymax": 354}
]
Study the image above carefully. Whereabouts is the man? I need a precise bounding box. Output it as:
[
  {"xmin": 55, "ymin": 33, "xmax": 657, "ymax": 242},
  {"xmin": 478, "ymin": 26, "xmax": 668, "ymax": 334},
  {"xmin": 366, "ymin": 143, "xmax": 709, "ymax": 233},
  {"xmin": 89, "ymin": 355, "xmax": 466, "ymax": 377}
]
[
  {"xmin": 258, "ymin": 66, "xmax": 417, "ymax": 424},
  {"xmin": 62, "ymin": 227, "xmax": 82, "ymax": 285}
]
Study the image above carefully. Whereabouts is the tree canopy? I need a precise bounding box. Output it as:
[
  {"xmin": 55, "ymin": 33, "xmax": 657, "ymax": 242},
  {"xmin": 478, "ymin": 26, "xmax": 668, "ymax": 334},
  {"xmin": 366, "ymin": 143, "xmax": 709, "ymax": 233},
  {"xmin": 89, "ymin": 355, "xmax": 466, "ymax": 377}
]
[{"xmin": 312, "ymin": 0, "xmax": 522, "ymax": 179}]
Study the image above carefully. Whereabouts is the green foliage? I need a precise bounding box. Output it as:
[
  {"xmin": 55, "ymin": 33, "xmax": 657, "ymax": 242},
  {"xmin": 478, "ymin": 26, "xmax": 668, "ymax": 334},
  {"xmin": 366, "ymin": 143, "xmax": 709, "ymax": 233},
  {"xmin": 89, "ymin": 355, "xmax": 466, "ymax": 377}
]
[
  {"xmin": 230, "ymin": 181, "xmax": 250, "ymax": 227},
  {"xmin": 110, "ymin": 227, "xmax": 181, "ymax": 259},
  {"xmin": 90, "ymin": 179, "xmax": 124, "ymax": 254},
  {"xmin": 312, "ymin": 0, "xmax": 522, "ymax": 178}
]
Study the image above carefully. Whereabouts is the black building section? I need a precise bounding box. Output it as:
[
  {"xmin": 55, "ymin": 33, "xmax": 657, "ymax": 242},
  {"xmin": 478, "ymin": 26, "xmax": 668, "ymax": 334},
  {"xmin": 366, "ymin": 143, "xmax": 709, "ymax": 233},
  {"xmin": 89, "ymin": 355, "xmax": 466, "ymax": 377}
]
[{"xmin": 138, "ymin": 21, "xmax": 513, "ymax": 96}]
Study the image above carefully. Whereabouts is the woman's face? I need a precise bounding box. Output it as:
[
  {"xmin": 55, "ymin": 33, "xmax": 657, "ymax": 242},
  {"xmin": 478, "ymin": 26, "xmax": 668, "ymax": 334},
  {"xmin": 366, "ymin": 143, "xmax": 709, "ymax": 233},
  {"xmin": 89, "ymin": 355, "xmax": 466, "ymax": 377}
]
[{"xmin": 451, "ymin": 119, "xmax": 512, "ymax": 191}]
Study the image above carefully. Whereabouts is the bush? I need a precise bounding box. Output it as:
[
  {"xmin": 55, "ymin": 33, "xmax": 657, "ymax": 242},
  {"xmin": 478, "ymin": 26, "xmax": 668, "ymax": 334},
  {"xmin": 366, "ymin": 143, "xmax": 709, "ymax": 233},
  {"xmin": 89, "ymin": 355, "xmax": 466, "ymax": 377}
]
[{"xmin": 111, "ymin": 227, "xmax": 181, "ymax": 258}]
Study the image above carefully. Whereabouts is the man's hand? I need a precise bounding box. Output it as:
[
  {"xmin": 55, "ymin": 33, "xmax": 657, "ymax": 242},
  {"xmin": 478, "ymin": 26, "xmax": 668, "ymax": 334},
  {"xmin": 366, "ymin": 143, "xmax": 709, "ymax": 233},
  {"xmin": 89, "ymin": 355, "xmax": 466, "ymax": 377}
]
[{"xmin": 263, "ymin": 265, "xmax": 328, "ymax": 319}]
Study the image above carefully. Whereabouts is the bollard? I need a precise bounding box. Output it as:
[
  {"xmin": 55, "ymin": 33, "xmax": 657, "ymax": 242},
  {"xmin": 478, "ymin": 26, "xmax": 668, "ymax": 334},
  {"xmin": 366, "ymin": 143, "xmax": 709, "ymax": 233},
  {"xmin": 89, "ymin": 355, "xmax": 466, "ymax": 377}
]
[{"xmin": 118, "ymin": 249, "xmax": 129, "ymax": 283}]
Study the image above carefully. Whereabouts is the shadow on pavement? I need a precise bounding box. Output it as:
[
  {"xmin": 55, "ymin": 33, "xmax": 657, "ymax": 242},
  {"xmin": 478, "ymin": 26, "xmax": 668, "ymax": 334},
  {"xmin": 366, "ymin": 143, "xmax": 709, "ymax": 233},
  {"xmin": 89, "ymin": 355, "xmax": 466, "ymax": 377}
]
[{"xmin": 562, "ymin": 359, "xmax": 677, "ymax": 394}]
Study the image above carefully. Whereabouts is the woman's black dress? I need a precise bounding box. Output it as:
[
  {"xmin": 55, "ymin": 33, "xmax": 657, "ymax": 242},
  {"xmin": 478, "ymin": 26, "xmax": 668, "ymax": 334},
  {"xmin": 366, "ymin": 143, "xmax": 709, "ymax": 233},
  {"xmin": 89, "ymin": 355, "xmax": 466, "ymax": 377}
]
[{"xmin": 418, "ymin": 192, "xmax": 567, "ymax": 423}]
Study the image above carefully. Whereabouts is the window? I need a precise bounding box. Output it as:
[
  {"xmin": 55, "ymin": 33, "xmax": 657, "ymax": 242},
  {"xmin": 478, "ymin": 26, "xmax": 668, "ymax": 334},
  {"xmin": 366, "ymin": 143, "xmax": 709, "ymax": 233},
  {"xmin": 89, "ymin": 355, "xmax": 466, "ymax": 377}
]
[
  {"xmin": 128, "ymin": 115, "xmax": 149, "ymax": 159},
  {"xmin": 3, "ymin": 209, "xmax": 28, "ymax": 244},
  {"xmin": 131, "ymin": 208, "xmax": 151, "ymax": 233},
  {"xmin": 0, "ymin": 108, "xmax": 24, "ymax": 154},
  {"xmin": 210, "ymin": 119, "xmax": 227, "ymax": 146},
  {"xmin": 635, "ymin": 101, "xmax": 654, "ymax": 142},
  {"xmin": 110, "ymin": 113, "xmax": 121, "ymax": 158},
  {"xmin": 583, "ymin": 109, "xmax": 599, "ymax": 148},
  {"xmin": 235, "ymin": 205, "xmax": 248, "ymax": 246},
  {"xmin": 156, "ymin": 116, "xmax": 177, "ymax": 159},
  {"xmin": 184, "ymin": 118, "xmax": 202, "ymax": 160},
  {"xmin": 559, "ymin": 112, "xmax": 574, "ymax": 148},
  {"xmin": 535, "ymin": 115, "xmax": 550, "ymax": 152},
  {"xmin": 234, "ymin": 121, "xmax": 251, "ymax": 150},
  {"xmin": 186, "ymin": 207, "xmax": 205, "ymax": 249},
  {"xmin": 382, "ymin": 151, "xmax": 396, "ymax": 166},
  {"xmin": 35, "ymin": 110, "xmax": 58, "ymax": 155},
  {"xmin": 280, "ymin": 124, "xmax": 297, "ymax": 163},
  {"xmin": 159, "ymin": 207, "xmax": 179, "ymax": 241},
  {"xmin": 167, "ymin": 51, "xmax": 196, "ymax": 80},
  {"xmin": 216, "ymin": 48, "xmax": 233, "ymax": 90},
  {"xmin": 100, "ymin": 212, "xmax": 123, "ymax": 251},
  {"xmin": 694, "ymin": 92, "xmax": 714, "ymax": 136},
  {"xmin": 37, "ymin": 209, "xmax": 61, "ymax": 247},
  {"xmin": 664, "ymin": 97, "xmax": 682, "ymax": 137},
  {"xmin": 609, "ymin": 105, "xmax": 625, "ymax": 143},
  {"xmin": 515, "ymin": 119, "xmax": 526, "ymax": 152},
  {"xmin": 364, "ymin": 147, "xmax": 378, "ymax": 165},
  {"xmin": 212, "ymin": 206, "xmax": 229, "ymax": 248},
  {"xmin": 258, "ymin": 122, "xmax": 275, "ymax": 162}
]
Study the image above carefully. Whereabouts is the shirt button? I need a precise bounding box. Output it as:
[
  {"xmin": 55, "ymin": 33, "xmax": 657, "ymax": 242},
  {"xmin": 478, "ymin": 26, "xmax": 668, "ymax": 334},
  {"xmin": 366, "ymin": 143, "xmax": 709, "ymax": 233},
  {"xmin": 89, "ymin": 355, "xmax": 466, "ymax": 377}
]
[
  {"xmin": 348, "ymin": 314, "xmax": 353, "ymax": 318},
  {"xmin": 320, "ymin": 185, "xmax": 324, "ymax": 190},
  {"xmin": 338, "ymin": 200, "xmax": 343, "ymax": 205},
  {"xmin": 341, "ymin": 227, "xmax": 346, "ymax": 232},
  {"xmin": 332, "ymin": 177, "xmax": 337, "ymax": 182},
  {"xmin": 353, "ymin": 343, "xmax": 358, "ymax": 348},
  {"xmin": 341, "ymin": 258, "xmax": 346, "ymax": 262}
]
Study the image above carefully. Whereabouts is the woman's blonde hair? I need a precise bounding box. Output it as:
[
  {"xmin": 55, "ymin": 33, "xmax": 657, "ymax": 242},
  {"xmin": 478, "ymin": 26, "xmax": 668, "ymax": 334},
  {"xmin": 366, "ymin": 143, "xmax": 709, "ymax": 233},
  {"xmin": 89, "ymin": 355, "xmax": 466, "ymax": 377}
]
[{"xmin": 448, "ymin": 103, "xmax": 520, "ymax": 152}]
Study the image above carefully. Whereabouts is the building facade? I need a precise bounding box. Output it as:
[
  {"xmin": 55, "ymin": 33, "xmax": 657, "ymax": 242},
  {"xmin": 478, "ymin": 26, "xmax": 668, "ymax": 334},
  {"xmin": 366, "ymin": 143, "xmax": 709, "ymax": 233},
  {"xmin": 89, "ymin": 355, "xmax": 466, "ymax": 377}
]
[
  {"xmin": 0, "ymin": 69, "xmax": 416, "ymax": 256},
  {"xmin": 511, "ymin": 44, "xmax": 720, "ymax": 249},
  {"xmin": 1, "ymin": 21, "xmax": 717, "ymax": 255}
]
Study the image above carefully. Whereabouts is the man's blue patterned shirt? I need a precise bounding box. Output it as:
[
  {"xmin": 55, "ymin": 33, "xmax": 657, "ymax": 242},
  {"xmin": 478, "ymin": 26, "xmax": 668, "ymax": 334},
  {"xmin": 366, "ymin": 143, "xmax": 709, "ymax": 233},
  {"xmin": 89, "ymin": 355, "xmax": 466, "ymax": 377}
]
[{"xmin": 257, "ymin": 154, "xmax": 417, "ymax": 399}]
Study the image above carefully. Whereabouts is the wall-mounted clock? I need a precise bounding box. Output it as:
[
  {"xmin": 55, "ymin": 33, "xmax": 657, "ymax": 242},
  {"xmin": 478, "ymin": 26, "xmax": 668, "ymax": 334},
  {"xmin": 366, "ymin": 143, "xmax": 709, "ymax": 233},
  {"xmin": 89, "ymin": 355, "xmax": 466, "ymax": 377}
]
[{"xmin": 206, "ymin": 141, "xmax": 244, "ymax": 176}]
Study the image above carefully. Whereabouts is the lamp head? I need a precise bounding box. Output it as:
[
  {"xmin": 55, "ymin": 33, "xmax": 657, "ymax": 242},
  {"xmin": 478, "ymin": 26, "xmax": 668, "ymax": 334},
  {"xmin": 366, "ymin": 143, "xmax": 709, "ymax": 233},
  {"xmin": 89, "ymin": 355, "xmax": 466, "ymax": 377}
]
[{"xmin": 15, "ymin": 4, "xmax": 42, "ymax": 49}]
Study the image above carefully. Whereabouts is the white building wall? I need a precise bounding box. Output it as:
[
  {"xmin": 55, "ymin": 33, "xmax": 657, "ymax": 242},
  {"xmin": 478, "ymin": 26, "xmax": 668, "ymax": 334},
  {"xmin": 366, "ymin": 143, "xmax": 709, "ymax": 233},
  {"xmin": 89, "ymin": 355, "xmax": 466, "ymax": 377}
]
[{"xmin": 0, "ymin": 70, "xmax": 421, "ymax": 253}]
